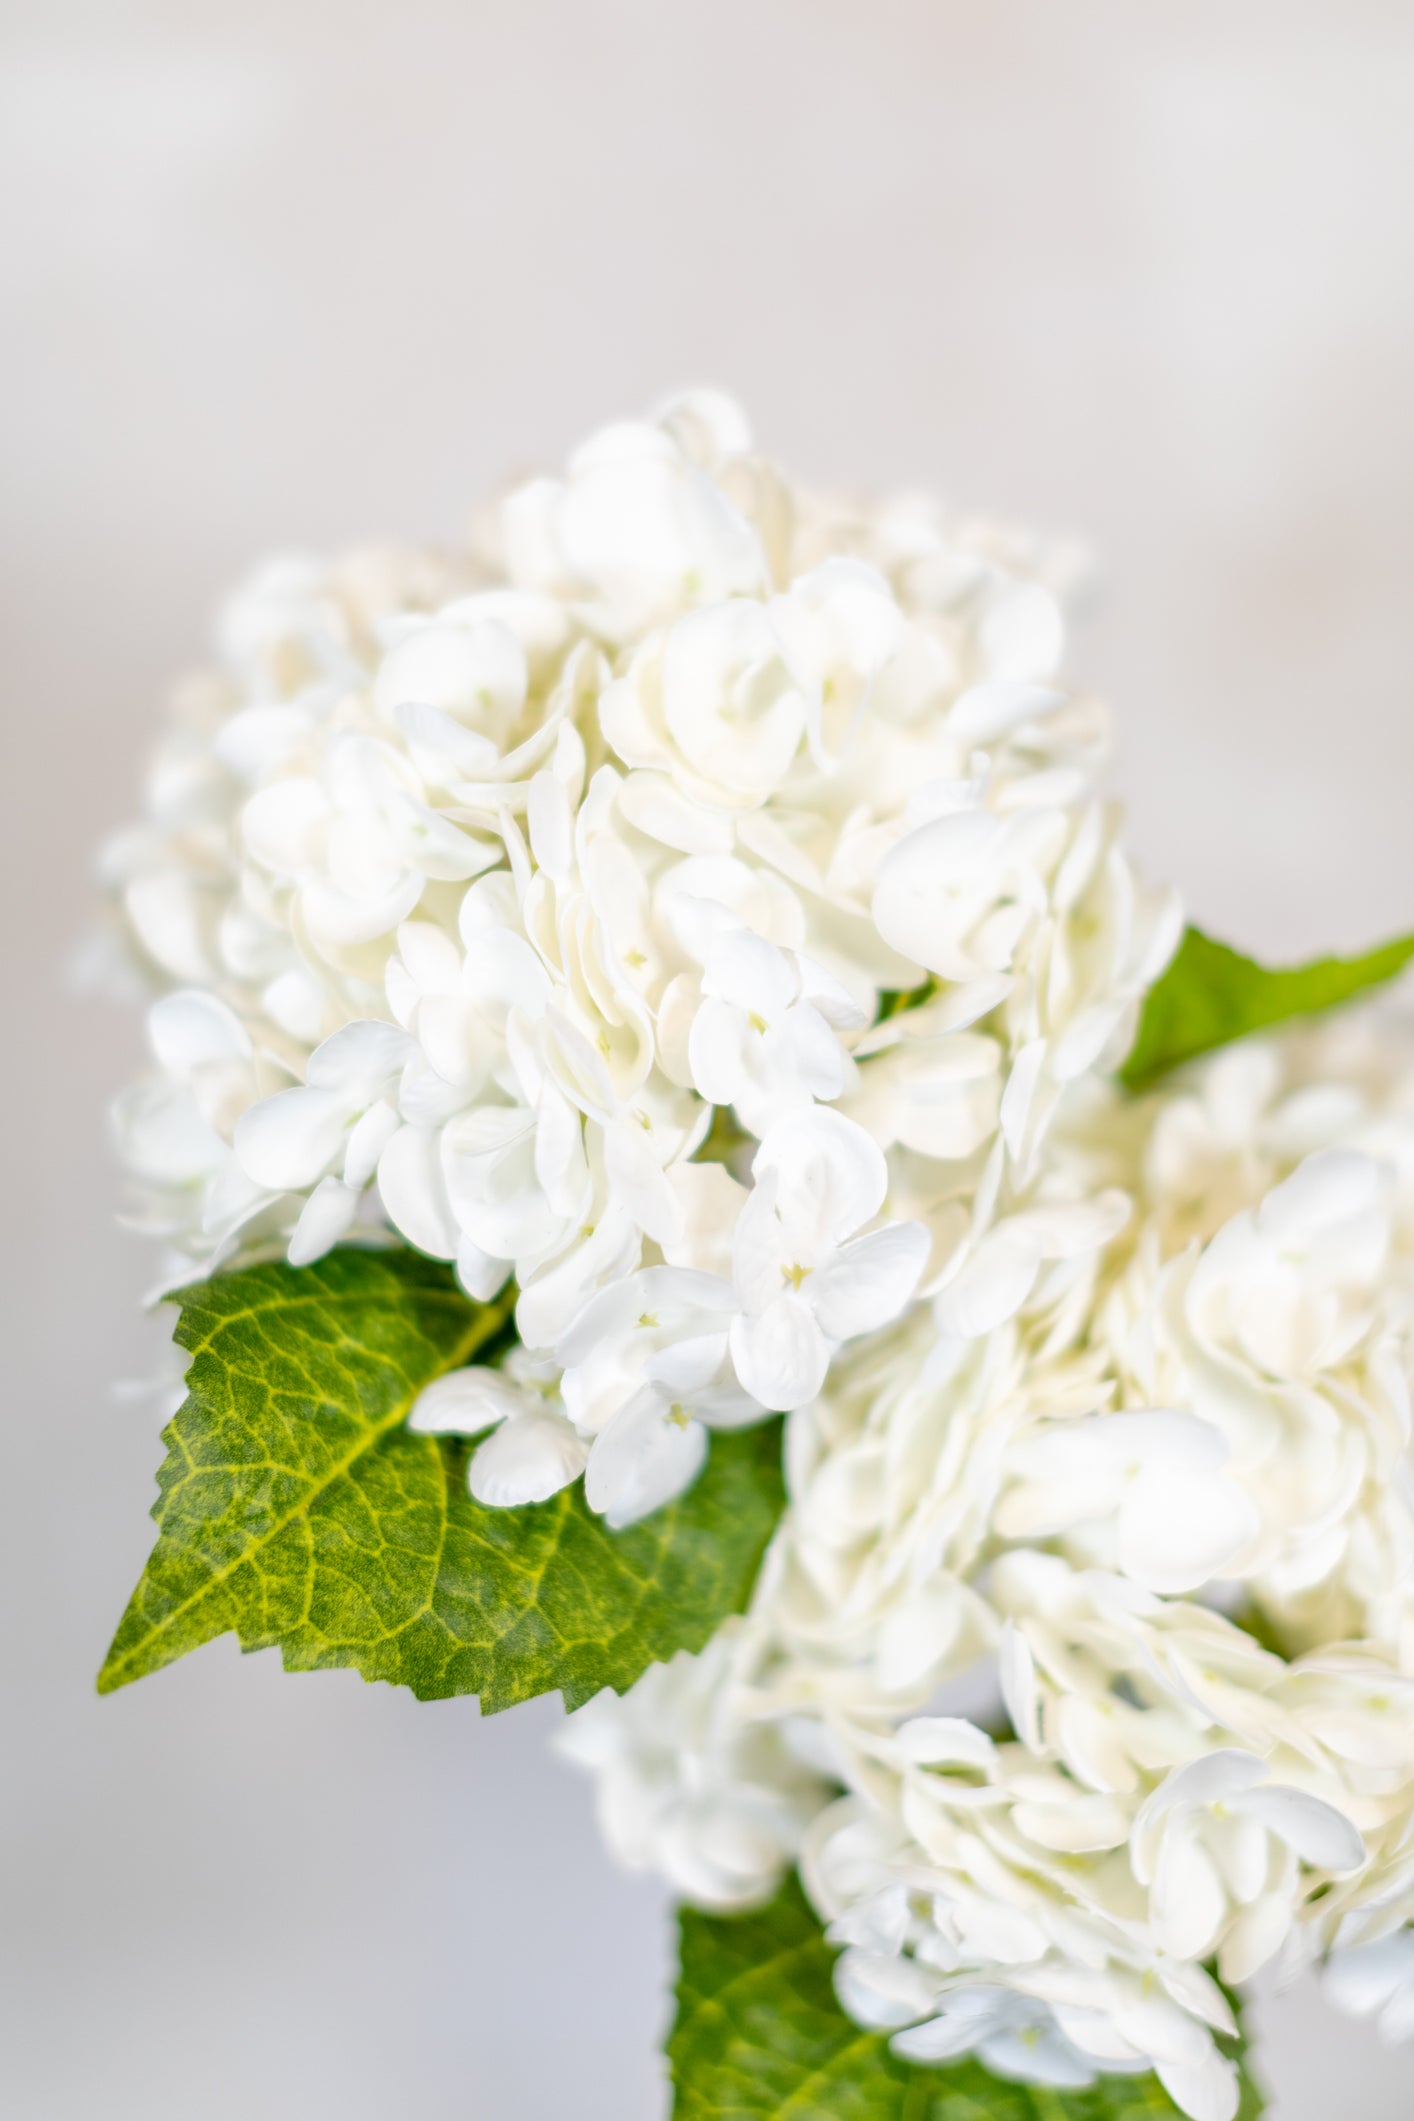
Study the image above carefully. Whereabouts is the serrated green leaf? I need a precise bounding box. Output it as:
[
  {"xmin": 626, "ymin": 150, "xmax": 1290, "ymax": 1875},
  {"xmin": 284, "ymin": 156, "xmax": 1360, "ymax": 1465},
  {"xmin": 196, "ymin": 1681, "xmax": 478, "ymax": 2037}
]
[
  {"xmin": 669, "ymin": 1875, "xmax": 1264, "ymax": 2120},
  {"xmin": 1121, "ymin": 923, "xmax": 1414, "ymax": 1092},
  {"xmin": 98, "ymin": 1247, "xmax": 785, "ymax": 1711}
]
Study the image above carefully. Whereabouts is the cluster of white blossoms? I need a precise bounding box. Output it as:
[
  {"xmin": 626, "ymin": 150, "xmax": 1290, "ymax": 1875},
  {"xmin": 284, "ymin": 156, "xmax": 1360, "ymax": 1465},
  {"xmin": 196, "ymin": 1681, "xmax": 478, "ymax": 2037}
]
[
  {"xmin": 566, "ymin": 1003, "xmax": 1414, "ymax": 2118},
  {"xmin": 105, "ymin": 393, "xmax": 1414, "ymax": 2117}
]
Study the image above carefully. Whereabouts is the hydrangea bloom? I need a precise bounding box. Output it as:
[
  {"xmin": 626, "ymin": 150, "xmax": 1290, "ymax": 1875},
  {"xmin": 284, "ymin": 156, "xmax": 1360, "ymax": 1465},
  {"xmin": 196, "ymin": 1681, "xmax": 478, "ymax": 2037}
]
[
  {"xmin": 561, "ymin": 1006, "xmax": 1414, "ymax": 2119},
  {"xmin": 105, "ymin": 394, "xmax": 1414, "ymax": 2118}
]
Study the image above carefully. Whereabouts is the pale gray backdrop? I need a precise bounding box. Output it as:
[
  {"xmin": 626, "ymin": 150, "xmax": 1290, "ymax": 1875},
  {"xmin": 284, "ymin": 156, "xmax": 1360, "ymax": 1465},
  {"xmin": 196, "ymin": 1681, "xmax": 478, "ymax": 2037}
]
[{"xmin": 4, "ymin": 3, "xmax": 1414, "ymax": 2115}]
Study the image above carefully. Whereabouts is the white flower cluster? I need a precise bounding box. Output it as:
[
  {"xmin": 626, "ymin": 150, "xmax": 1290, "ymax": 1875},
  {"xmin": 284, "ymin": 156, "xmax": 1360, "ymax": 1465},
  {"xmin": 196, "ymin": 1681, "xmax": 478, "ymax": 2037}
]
[
  {"xmin": 566, "ymin": 1005, "xmax": 1414, "ymax": 2119},
  {"xmin": 106, "ymin": 389, "xmax": 1171, "ymax": 1532},
  {"xmin": 107, "ymin": 393, "xmax": 1414, "ymax": 2117}
]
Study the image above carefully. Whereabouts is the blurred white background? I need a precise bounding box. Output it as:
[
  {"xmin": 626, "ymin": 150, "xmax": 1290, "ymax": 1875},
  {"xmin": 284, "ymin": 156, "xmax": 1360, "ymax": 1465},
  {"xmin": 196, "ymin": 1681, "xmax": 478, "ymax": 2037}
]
[{"xmin": 4, "ymin": 3, "xmax": 1414, "ymax": 2115}]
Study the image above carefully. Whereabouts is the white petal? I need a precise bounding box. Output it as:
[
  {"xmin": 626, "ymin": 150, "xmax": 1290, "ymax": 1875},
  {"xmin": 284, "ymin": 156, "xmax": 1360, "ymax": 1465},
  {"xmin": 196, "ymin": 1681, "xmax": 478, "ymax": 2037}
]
[
  {"xmin": 932, "ymin": 1223, "xmax": 1042, "ymax": 1338},
  {"xmin": 871, "ymin": 809, "xmax": 998, "ymax": 977},
  {"xmin": 562, "ymin": 455, "xmax": 765, "ymax": 626},
  {"xmin": 395, "ymin": 917, "xmax": 462, "ymax": 993},
  {"xmin": 535, "ymin": 1084, "xmax": 590, "ymax": 1216},
  {"xmin": 662, "ymin": 1159, "xmax": 747, "ymax": 1277},
  {"xmin": 1152, "ymin": 1749, "xmax": 1270, "ymax": 1817},
  {"xmin": 241, "ymin": 777, "xmax": 328, "ymax": 874},
  {"xmin": 948, "ymin": 680, "xmax": 1064, "ymax": 742},
  {"xmin": 376, "ymin": 1124, "xmax": 458, "ymax": 1258},
  {"xmin": 661, "ymin": 600, "xmax": 799, "ymax": 792},
  {"xmin": 1013, "ymin": 1791, "xmax": 1130, "ymax": 1853},
  {"xmin": 1118, "ymin": 1464, "xmax": 1258, "ymax": 1596},
  {"xmin": 112, "ymin": 1081, "xmax": 226, "ymax": 1182},
  {"xmin": 732, "ymin": 1169, "xmax": 792, "ymax": 1304},
  {"xmin": 1153, "ymin": 1828, "xmax": 1227, "ymax": 1959},
  {"xmin": 558, "ymin": 1263, "xmax": 732, "ymax": 1364},
  {"xmin": 1154, "ymin": 2049, "xmax": 1239, "ymax": 2121},
  {"xmin": 306, "ymin": 1018, "xmax": 412, "ymax": 1099},
  {"xmin": 1092, "ymin": 1407, "xmax": 1229, "ymax": 1474},
  {"xmin": 751, "ymin": 1106, "xmax": 887, "ymax": 1249},
  {"xmin": 702, "ymin": 927, "xmax": 798, "ymax": 1021},
  {"xmin": 687, "ymin": 996, "xmax": 749, "ymax": 1108},
  {"xmin": 781, "ymin": 1000, "xmax": 849, "ymax": 1105},
  {"xmin": 809, "ymin": 1221, "xmax": 928, "ymax": 1341},
  {"xmin": 396, "ymin": 698, "xmax": 499, "ymax": 776},
  {"xmin": 834, "ymin": 1948, "xmax": 940, "ymax": 2032},
  {"xmin": 875, "ymin": 1593, "xmax": 961, "ymax": 1694},
  {"xmin": 604, "ymin": 1116, "xmax": 682, "ymax": 1249},
  {"xmin": 342, "ymin": 1099, "xmax": 401, "ymax": 1189},
  {"xmin": 234, "ymin": 1085, "xmax": 347, "ymax": 1190},
  {"xmin": 287, "ymin": 1177, "xmax": 360, "ymax": 1265},
  {"xmin": 583, "ymin": 1389, "xmax": 708, "ymax": 1526},
  {"xmin": 798, "ymin": 952, "xmax": 867, "ymax": 1030},
  {"xmin": 469, "ymin": 1410, "xmax": 588, "ymax": 1507},
  {"xmin": 214, "ymin": 701, "xmax": 313, "ymax": 780},
  {"xmin": 409, "ymin": 1367, "xmax": 526, "ymax": 1434},
  {"xmin": 999, "ymin": 1035, "xmax": 1047, "ymax": 1158},
  {"xmin": 302, "ymin": 868, "xmax": 424, "ymax": 947},
  {"xmin": 514, "ymin": 1205, "xmax": 642, "ymax": 1350},
  {"xmin": 527, "ymin": 767, "xmax": 574, "ymax": 879},
  {"xmin": 1219, "ymin": 1896, "xmax": 1292, "ymax": 1984},
  {"xmin": 999, "ymin": 1621, "xmax": 1040, "ymax": 1752},
  {"xmin": 456, "ymin": 1234, "xmax": 511, "ymax": 1302},
  {"xmin": 1233, "ymin": 1786, "xmax": 1364, "ymax": 1871},
  {"xmin": 1325, "ymin": 1935, "xmax": 1414, "ymax": 2020},
  {"xmin": 1010, "ymin": 1190, "xmax": 1130, "ymax": 1261},
  {"xmin": 893, "ymin": 1986, "xmax": 1009, "ymax": 2045},
  {"xmin": 1132, "ymin": 1753, "xmax": 1267, "ymax": 1877},
  {"xmin": 979, "ymin": 2025, "xmax": 1096, "ymax": 2089},
  {"xmin": 655, "ymin": 972, "xmax": 702, "ymax": 1086},
  {"xmin": 730, "ymin": 1294, "xmax": 829, "ymax": 1412},
  {"xmin": 654, "ymin": 384, "xmax": 754, "ymax": 455},
  {"xmin": 645, "ymin": 1330, "xmax": 731, "ymax": 1394},
  {"xmin": 262, "ymin": 968, "xmax": 327, "ymax": 1044},
  {"xmin": 1158, "ymin": 1959, "xmax": 1238, "ymax": 2043},
  {"xmin": 617, "ymin": 768, "xmax": 736, "ymax": 854},
  {"xmin": 375, "ymin": 615, "xmax": 527, "ymax": 724},
  {"xmin": 148, "ymin": 989, "xmax": 252, "ymax": 1075},
  {"xmin": 891, "ymin": 2014, "xmax": 988, "ymax": 2064},
  {"xmin": 895, "ymin": 1718, "xmax": 997, "ymax": 1769},
  {"xmin": 125, "ymin": 872, "xmax": 213, "ymax": 981},
  {"xmin": 693, "ymin": 1381, "xmax": 770, "ymax": 1429},
  {"xmin": 1258, "ymin": 1147, "xmax": 1380, "ymax": 1244}
]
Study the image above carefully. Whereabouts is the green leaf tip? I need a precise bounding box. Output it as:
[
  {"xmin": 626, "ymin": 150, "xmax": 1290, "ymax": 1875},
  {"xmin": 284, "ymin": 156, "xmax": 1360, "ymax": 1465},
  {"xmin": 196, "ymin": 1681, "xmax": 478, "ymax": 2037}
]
[
  {"xmin": 1121, "ymin": 923, "xmax": 1414, "ymax": 1092},
  {"xmin": 668, "ymin": 1875, "xmax": 1264, "ymax": 2120},
  {"xmin": 98, "ymin": 1246, "xmax": 785, "ymax": 1712}
]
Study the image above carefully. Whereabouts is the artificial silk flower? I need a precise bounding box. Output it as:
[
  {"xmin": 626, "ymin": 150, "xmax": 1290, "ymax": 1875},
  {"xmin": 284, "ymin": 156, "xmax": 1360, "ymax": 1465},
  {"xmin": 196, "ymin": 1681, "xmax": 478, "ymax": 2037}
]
[
  {"xmin": 729, "ymin": 1108, "xmax": 929, "ymax": 1412},
  {"xmin": 685, "ymin": 927, "xmax": 863, "ymax": 1136},
  {"xmin": 104, "ymin": 391, "xmax": 1414, "ymax": 2119},
  {"xmin": 555, "ymin": 1262, "xmax": 765, "ymax": 1524},
  {"xmin": 408, "ymin": 1354, "xmax": 590, "ymax": 1508},
  {"xmin": 555, "ymin": 1264, "xmax": 749, "ymax": 1434}
]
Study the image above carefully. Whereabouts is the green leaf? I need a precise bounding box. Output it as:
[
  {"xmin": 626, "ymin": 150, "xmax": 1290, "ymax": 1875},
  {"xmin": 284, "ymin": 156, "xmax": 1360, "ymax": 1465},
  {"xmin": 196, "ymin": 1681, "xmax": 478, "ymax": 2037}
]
[
  {"xmin": 1121, "ymin": 924, "xmax": 1414, "ymax": 1092},
  {"xmin": 98, "ymin": 1247, "xmax": 785, "ymax": 1711},
  {"xmin": 668, "ymin": 1875, "xmax": 1264, "ymax": 2120}
]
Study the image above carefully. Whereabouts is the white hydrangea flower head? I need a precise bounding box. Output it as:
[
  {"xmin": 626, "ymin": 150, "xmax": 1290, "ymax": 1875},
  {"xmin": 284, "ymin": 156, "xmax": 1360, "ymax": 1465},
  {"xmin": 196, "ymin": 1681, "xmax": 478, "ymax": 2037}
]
[
  {"xmin": 560, "ymin": 1009, "xmax": 1414, "ymax": 2117},
  {"xmin": 107, "ymin": 388, "xmax": 1143, "ymax": 1474},
  {"xmin": 108, "ymin": 391, "xmax": 1414, "ymax": 2119}
]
